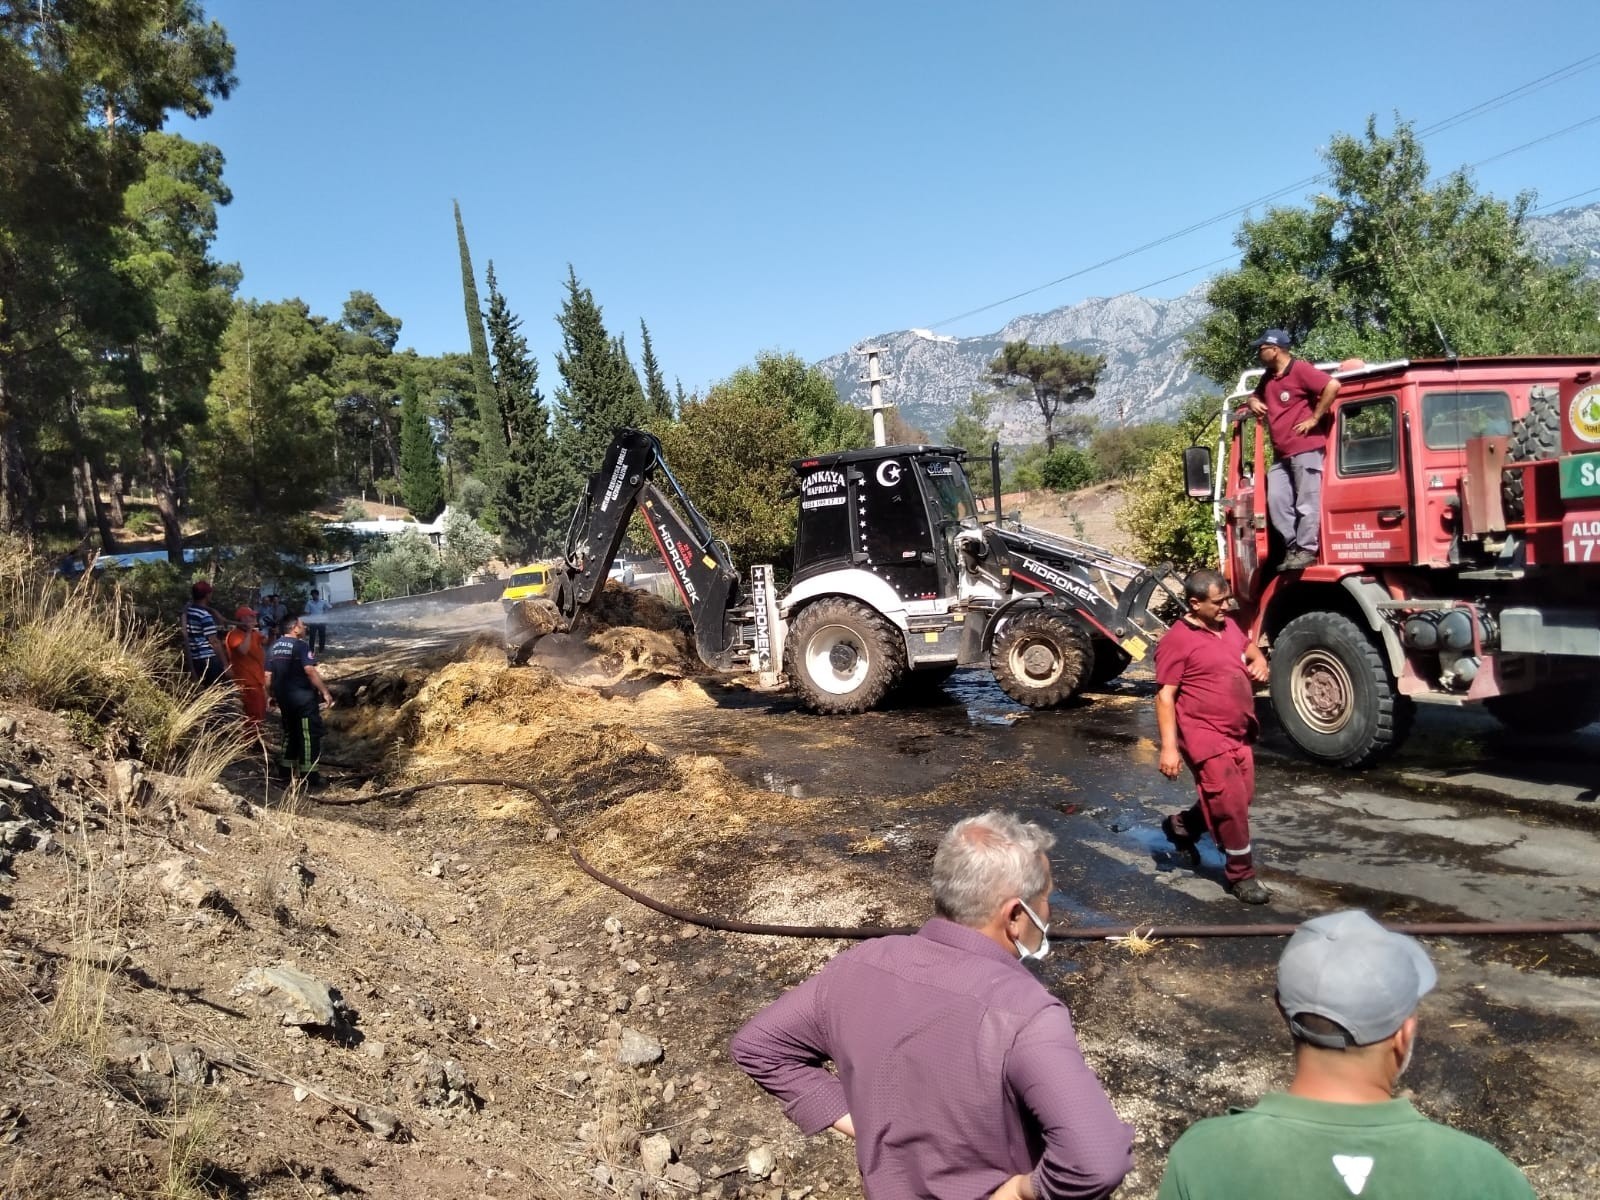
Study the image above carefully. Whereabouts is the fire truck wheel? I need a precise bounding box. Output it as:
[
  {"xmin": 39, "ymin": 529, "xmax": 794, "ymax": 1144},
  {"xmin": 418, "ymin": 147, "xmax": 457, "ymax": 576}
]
[
  {"xmin": 1086, "ymin": 640, "xmax": 1132, "ymax": 689},
  {"xmin": 785, "ymin": 598, "xmax": 905, "ymax": 714},
  {"xmin": 1485, "ymin": 683, "xmax": 1600, "ymax": 735},
  {"xmin": 1503, "ymin": 388, "xmax": 1562, "ymax": 522},
  {"xmin": 1270, "ymin": 611, "xmax": 1413, "ymax": 767},
  {"xmin": 990, "ymin": 610, "xmax": 1094, "ymax": 708}
]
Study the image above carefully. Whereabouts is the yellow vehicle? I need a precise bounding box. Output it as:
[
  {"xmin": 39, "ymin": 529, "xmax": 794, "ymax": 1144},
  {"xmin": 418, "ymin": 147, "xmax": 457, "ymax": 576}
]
[{"xmin": 500, "ymin": 564, "xmax": 553, "ymax": 604}]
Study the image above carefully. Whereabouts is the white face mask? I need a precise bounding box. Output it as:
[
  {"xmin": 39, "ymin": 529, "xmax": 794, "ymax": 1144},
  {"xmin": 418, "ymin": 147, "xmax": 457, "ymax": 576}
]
[{"xmin": 1016, "ymin": 898, "xmax": 1051, "ymax": 962}]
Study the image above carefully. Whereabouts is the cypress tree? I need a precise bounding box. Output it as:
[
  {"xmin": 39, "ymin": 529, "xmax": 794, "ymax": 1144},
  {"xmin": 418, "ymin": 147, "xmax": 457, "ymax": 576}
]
[
  {"xmin": 398, "ymin": 373, "xmax": 445, "ymax": 518},
  {"xmin": 485, "ymin": 266, "xmax": 564, "ymax": 555},
  {"xmin": 453, "ymin": 200, "xmax": 507, "ymax": 472},
  {"xmin": 639, "ymin": 319, "xmax": 672, "ymax": 420},
  {"xmin": 551, "ymin": 266, "xmax": 650, "ymax": 488}
]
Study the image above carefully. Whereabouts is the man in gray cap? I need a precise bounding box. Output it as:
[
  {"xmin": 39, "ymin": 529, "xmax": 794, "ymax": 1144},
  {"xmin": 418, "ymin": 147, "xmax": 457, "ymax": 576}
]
[{"xmin": 1156, "ymin": 910, "xmax": 1534, "ymax": 1199}]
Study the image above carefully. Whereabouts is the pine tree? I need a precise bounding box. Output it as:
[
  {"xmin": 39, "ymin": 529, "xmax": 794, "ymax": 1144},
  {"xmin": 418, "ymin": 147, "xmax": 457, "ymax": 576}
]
[
  {"xmin": 551, "ymin": 266, "xmax": 650, "ymax": 496},
  {"xmin": 485, "ymin": 266, "xmax": 564, "ymax": 555},
  {"xmin": 639, "ymin": 320, "xmax": 673, "ymax": 420},
  {"xmin": 398, "ymin": 373, "xmax": 445, "ymax": 519},
  {"xmin": 453, "ymin": 200, "xmax": 507, "ymax": 473}
]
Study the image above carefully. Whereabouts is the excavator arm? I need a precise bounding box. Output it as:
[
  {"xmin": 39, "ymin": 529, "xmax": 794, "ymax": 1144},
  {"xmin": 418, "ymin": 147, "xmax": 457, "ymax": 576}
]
[{"xmin": 538, "ymin": 428, "xmax": 744, "ymax": 668}]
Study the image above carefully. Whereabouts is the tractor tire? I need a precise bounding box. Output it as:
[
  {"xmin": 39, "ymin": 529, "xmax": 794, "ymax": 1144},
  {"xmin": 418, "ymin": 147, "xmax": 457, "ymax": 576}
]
[
  {"xmin": 1086, "ymin": 640, "xmax": 1133, "ymax": 689},
  {"xmin": 785, "ymin": 598, "xmax": 905, "ymax": 714},
  {"xmin": 989, "ymin": 610, "xmax": 1094, "ymax": 708},
  {"xmin": 1270, "ymin": 611, "xmax": 1413, "ymax": 767},
  {"xmin": 1485, "ymin": 682, "xmax": 1600, "ymax": 735},
  {"xmin": 1502, "ymin": 389, "xmax": 1562, "ymax": 522}
]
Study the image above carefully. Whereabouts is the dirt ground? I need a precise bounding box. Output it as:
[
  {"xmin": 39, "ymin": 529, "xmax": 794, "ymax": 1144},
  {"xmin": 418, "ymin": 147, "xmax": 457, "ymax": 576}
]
[{"xmin": 1, "ymin": 586, "xmax": 1595, "ymax": 1199}]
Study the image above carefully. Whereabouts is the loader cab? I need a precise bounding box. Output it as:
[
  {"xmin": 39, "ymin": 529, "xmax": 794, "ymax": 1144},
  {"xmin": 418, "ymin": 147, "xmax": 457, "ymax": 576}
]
[{"xmin": 791, "ymin": 444, "xmax": 978, "ymax": 601}]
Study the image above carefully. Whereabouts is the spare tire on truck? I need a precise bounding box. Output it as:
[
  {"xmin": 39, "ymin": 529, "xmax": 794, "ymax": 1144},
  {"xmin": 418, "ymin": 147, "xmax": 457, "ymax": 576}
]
[
  {"xmin": 1269, "ymin": 611, "xmax": 1413, "ymax": 767},
  {"xmin": 785, "ymin": 598, "xmax": 904, "ymax": 714},
  {"xmin": 1502, "ymin": 387, "xmax": 1562, "ymax": 523}
]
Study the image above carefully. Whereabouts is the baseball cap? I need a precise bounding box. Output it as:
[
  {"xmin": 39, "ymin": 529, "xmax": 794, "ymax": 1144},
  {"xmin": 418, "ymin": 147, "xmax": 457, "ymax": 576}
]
[
  {"xmin": 235, "ymin": 605, "xmax": 256, "ymax": 621},
  {"xmin": 192, "ymin": 580, "xmax": 213, "ymax": 597},
  {"xmin": 1249, "ymin": 328, "xmax": 1292, "ymax": 350},
  {"xmin": 1276, "ymin": 910, "xmax": 1437, "ymax": 1049}
]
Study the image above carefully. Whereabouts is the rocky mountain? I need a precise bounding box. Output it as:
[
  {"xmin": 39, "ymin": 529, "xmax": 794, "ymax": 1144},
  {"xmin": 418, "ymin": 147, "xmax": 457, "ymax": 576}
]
[{"xmin": 819, "ymin": 200, "xmax": 1600, "ymax": 442}]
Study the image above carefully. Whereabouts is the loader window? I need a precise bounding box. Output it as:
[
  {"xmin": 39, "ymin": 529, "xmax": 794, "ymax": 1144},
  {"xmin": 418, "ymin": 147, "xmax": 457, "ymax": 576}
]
[
  {"xmin": 1337, "ymin": 396, "xmax": 1397, "ymax": 476},
  {"xmin": 918, "ymin": 458, "xmax": 978, "ymax": 527},
  {"xmin": 1421, "ymin": 390, "xmax": 1512, "ymax": 450}
]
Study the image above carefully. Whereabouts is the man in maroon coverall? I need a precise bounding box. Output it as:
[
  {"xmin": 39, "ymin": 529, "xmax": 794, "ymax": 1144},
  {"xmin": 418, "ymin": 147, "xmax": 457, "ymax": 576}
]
[{"xmin": 1156, "ymin": 568, "xmax": 1272, "ymax": 904}]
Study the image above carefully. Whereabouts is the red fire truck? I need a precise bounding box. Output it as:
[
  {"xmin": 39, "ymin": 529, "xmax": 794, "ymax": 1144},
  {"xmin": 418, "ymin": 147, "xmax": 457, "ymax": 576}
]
[{"xmin": 1184, "ymin": 356, "xmax": 1600, "ymax": 766}]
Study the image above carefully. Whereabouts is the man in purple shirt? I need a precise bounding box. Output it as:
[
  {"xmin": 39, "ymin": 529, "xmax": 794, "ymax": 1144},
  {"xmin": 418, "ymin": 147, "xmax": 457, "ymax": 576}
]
[
  {"xmin": 1248, "ymin": 329, "xmax": 1340, "ymax": 570},
  {"xmin": 730, "ymin": 811, "xmax": 1133, "ymax": 1200}
]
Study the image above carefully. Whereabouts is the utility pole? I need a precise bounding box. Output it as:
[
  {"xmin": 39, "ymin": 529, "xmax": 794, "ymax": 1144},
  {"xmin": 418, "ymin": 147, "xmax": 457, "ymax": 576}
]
[{"xmin": 856, "ymin": 346, "xmax": 891, "ymax": 447}]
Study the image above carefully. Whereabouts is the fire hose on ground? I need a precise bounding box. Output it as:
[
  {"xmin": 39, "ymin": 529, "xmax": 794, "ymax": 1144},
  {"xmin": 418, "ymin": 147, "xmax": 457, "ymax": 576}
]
[{"xmin": 314, "ymin": 776, "xmax": 1600, "ymax": 943}]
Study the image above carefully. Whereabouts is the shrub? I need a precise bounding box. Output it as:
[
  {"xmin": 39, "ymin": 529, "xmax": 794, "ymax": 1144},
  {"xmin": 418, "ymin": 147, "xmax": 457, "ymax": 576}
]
[
  {"xmin": 441, "ymin": 510, "xmax": 499, "ymax": 583},
  {"xmin": 1039, "ymin": 447, "xmax": 1097, "ymax": 492},
  {"xmin": 340, "ymin": 498, "xmax": 370, "ymax": 522},
  {"xmin": 1116, "ymin": 396, "xmax": 1224, "ymax": 570},
  {"xmin": 0, "ymin": 540, "xmax": 244, "ymax": 767},
  {"xmin": 456, "ymin": 476, "xmax": 490, "ymax": 519},
  {"xmin": 123, "ymin": 509, "xmax": 161, "ymax": 537},
  {"xmin": 357, "ymin": 529, "xmax": 447, "ymax": 600}
]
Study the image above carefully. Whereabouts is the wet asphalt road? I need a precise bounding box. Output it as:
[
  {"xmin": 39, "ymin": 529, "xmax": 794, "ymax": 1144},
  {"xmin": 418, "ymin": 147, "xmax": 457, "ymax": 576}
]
[{"xmin": 699, "ymin": 667, "xmax": 1600, "ymax": 978}]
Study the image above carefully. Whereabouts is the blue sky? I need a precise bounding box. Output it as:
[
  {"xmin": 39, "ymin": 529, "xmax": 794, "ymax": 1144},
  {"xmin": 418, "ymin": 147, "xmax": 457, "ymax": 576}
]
[{"xmin": 181, "ymin": 0, "xmax": 1600, "ymax": 395}]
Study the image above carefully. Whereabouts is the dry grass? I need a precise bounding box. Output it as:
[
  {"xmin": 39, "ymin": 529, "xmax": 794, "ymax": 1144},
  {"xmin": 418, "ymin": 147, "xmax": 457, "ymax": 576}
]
[
  {"xmin": 49, "ymin": 795, "xmax": 133, "ymax": 1063},
  {"xmin": 157, "ymin": 1095, "xmax": 221, "ymax": 1200},
  {"xmin": 1108, "ymin": 928, "xmax": 1164, "ymax": 956},
  {"xmin": 0, "ymin": 538, "xmax": 249, "ymax": 781}
]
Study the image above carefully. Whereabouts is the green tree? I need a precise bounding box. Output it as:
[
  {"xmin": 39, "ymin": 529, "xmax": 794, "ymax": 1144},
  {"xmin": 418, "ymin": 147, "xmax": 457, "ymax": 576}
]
[
  {"xmin": 398, "ymin": 373, "xmax": 444, "ymax": 518},
  {"xmin": 1039, "ymin": 447, "xmax": 1097, "ymax": 491},
  {"xmin": 0, "ymin": 1, "xmax": 235, "ymax": 537},
  {"xmin": 332, "ymin": 290, "xmax": 404, "ymax": 494},
  {"xmin": 199, "ymin": 298, "xmax": 337, "ymax": 524},
  {"xmin": 484, "ymin": 265, "xmax": 564, "ymax": 556},
  {"xmin": 942, "ymin": 392, "xmax": 1001, "ymax": 461},
  {"xmin": 1188, "ymin": 118, "xmax": 1600, "ymax": 384},
  {"xmin": 550, "ymin": 266, "xmax": 649, "ymax": 500},
  {"xmin": 639, "ymin": 320, "xmax": 673, "ymax": 420},
  {"xmin": 655, "ymin": 351, "xmax": 867, "ymax": 568},
  {"xmin": 358, "ymin": 529, "xmax": 447, "ymax": 600},
  {"xmin": 1089, "ymin": 422, "xmax": 1174, "ymax": 480},
  {"xmin": 986, "ymin": 342, "xmax": 1105, "ymax": 451},
  {"xmin": 453, "ymin": 200, "xmax": 506, "ymax": 472},
  {"xmin": 1117, "ymin": 397, "xmax": 1221, "ymax": 569},
  {"xmin": 440, "ymin": 509, "xmax": 499, "ymax": 582},
  {"xmin": 108, "ymin": 131, "xmax": 240, "ymax": 560}
]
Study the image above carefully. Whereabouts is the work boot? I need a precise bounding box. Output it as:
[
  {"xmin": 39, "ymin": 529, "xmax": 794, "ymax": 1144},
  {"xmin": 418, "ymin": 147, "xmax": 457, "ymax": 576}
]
[
  {"xmin": 1281, "ymin": 549, "xmax": 1317, "ymax": 570},
  {"xmin": 1229, "ymin": 877, "xmax": 1272, "ymax": 905},
  {"xmin": 1161, "ymin": 816, "xmax": 1202, "ymax": 870}
]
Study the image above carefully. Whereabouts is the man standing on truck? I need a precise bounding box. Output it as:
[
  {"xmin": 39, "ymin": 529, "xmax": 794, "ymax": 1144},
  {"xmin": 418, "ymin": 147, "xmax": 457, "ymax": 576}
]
[
  {"xmin": 1248, "ymin": 329, "xmax": 1340, "ymax": 570},
  {"xmin": 1156, "ymin": 569, "xmax": 1272, "ymax": 904}
]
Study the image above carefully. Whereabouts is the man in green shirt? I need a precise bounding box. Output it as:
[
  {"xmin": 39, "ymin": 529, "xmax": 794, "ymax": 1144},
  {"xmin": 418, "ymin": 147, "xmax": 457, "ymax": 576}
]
[{"xmin": 1157, "ymin": 910, "xmax": 1535, "ymax": 1199}]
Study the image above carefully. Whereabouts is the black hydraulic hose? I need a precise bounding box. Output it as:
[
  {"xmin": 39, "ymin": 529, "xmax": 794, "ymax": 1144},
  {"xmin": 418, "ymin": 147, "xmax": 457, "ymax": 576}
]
[{"xmin": 315, "ymin": 776, "xmax": 1600, "ymax": 943}]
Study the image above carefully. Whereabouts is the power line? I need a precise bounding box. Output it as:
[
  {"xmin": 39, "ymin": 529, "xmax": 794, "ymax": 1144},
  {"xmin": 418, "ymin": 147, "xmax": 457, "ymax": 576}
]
[
  {"xmin": 1534, "ymin": 185, "xmax": 1600, "ymax": 213},
  {"xmin": 925, "ymin": 52, "xmax": 1600, "ymax": 332}
]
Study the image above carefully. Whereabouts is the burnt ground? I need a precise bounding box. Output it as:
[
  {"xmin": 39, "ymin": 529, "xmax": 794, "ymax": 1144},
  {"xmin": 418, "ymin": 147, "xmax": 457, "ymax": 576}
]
[{"xmin": 1, "ymin": 592, "xmax": 1596, "ymax": 1199}]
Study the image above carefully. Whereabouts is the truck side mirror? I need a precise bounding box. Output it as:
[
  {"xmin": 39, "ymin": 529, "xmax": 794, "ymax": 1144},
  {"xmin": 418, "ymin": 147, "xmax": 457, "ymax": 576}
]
[{"xmin": 1182, "ymin": 446, "xmax": 1213, "ymax": 499}]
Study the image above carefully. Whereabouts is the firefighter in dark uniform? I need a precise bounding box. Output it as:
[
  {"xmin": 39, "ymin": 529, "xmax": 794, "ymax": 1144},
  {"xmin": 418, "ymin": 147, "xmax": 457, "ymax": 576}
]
[{"xmin": 267, "ymin": 617, "xmax": 334, "ymax": 787}]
